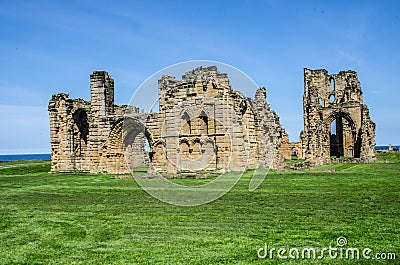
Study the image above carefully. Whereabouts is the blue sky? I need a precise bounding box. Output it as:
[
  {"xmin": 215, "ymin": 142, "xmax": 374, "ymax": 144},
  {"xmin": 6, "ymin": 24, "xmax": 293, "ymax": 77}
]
[{"xmin": 0, "ymin": 0, "xmax": 399, "ymax": 154}]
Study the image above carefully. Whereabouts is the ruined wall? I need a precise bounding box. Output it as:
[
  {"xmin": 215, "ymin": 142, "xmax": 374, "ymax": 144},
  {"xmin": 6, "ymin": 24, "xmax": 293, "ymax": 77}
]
[
  {"xmin": 279, "ymin": 129, "xmax": 303, "ymax": 160},
  {"xmin": 251, "ymin": 87, "xmax": 286, "ymax": 169},
  {"xmin": 49, "ymin": 67, "xmax": 287, "ymax": 175},
  {"xmin": 299, "ymin": 68, "xmax": 375, "ymax": 165},
  {"xmin": 135, "ymin": 66, "xmax": 286, "ymax": 175},
  {"xmin": 49, "ymin": 67, "xmax": 376, "ymax": 174},
  {"xmin": 48, "ymin": 94, "xmax": 91, "ymax": 172},
  {"xmin": 49, "ymin": 71, "xmax": 148, "ymax": 174}
]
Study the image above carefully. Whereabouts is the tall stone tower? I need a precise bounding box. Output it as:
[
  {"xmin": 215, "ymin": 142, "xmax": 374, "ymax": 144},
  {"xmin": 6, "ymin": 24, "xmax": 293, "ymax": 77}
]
[
  {"xmin": 88, "ymin": 71, "xmax": 115, "ymax": 172},
  {"xmin": 90, "ymin": 71, "xmax": 115, "ymax": 117},
  {"xmin": 300, "ymin": 68, "xmax": 375, "ymax": 164}
]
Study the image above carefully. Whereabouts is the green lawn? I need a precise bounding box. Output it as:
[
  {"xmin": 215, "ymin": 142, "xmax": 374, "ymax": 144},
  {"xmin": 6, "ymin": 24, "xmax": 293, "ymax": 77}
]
[
  {"xmin": 0, "ymin": 155, "xmax": 399, "ymax": 264},
  {"xmin": 0, "ymin": 160, "xmax": 49, "ymax": 166}
]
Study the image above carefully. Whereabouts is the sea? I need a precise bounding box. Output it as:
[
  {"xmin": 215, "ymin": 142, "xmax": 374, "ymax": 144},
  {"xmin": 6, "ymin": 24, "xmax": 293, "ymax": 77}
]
[
  {"xmin": 0, "ymin": 154, "xmax": 51, "ymax": 162},
  {"xmin": 375, "ymin": 145, "xmax": 399, "ymax": 151},
  {"xmin": 0, "ymin": 146, "xmax": 398, "ymax": 162}
]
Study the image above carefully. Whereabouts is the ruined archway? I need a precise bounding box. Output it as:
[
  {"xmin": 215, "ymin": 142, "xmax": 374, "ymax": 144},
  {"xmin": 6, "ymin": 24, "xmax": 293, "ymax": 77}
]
[
  {"xmin": 326, "ymin": 111, "xmax": 357, "ymax": 158},
  {"xmin": 301, "ymin": 69, "xmax": 375, "ymax": 164},
  {"xmin": 104, "ymin": 119, "xmax": 126, "ymax": 173},
  {"xmin": 72, "ymin": 108, "xmax": 89, "ymax": 157},
  {"xmin": 122, "ymin": 116, "xmax": 152, "ymax": 173},
  {"xmin": 48, "ymin": 67, "xmax": 375, "ymax": 174}
]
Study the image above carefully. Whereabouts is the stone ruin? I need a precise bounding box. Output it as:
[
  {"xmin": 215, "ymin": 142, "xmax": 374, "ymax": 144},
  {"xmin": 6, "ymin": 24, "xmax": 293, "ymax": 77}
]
[
  {"xmin": 299, "ymin": 68, "xmax": 375, "ymax": 165},
  {"xmin": 124, "ymin": 66, "xmax": 286, "ymax": 176},
  {"xmin": 48, "ymin": 71, "xmax": 148, "ymax": 174},
  {"xmin": 48, "ymin": 66, "xmax": 376, "ymax": 174}
]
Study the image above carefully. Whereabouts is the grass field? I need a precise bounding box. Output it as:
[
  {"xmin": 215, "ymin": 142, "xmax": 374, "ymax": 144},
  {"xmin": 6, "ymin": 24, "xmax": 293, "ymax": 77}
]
[{"xmin": 0, "ymin": 154, "xmax": 399, "ymax": 264}]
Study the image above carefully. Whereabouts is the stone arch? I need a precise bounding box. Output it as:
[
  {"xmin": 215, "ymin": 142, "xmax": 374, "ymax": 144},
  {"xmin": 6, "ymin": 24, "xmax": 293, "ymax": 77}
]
[
  {"xmin": 108, "ymin": 119, "xmax": 124, "ymax": 156},
  {"xmin": 71, "ymin": 108, "xmax": 89, "ymax": 156},
  {"xmin": 325, "ymin": 111, "xmax": 356, "ymax": 130},
  {"xmin": 326, "ymin": 111, "xmax": 357, "ymax": 158},
  {"xmin": 103, "ymin": 119, "xmax": 127, "ymax": 173},
  {"xmin": 122, "ymin": 117, "xmax": 152, "ymax": 170},
  {"xmin": 122, "ymin": 117, "xmax": 151, "ymax": 147}
]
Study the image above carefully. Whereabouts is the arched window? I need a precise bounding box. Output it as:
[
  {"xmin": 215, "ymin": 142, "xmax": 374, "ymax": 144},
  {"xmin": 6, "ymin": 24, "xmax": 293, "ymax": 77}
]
[
  {"xmin": 181, "ymin": 112, "xmax": 191, "ymax": 135},
  {"xmin": 72, "ymin": 109, "xmax": 89, "ymax": 156},
  {"xmin": 330, "ymin": 77, "xmax": 335, "ymax": 91},
  {"xmin": 199, "ymin": 111, "xmax": 208, "ymax": 134}
]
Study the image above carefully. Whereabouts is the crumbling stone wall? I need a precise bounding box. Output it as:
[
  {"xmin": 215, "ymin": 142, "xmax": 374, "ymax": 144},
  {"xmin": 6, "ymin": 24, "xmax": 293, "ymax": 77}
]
[
  {"xmin": 279, "ymin": 130, "xmax": 303, "ymax": 160},
  {"xmin": 49, "ymin": 67, "xmax": 376, "ymax": 175},
  {"xmin": 48, "ymin": 71, "xmax": 148, "ymax": 174},
  {"xmin": 49, "ymin": 67, "xmax": 286, "ymax": 175},
  {"xmin": 124, "ymin": 66, "xmax": 286, "ymax": 175},
  {"xmin": 299, "ymin": 68, "xmax": 375, "ymax": 165},
  {"xmin": 48, "ymin": 94, "xmax": 91, "ymax": 172}
]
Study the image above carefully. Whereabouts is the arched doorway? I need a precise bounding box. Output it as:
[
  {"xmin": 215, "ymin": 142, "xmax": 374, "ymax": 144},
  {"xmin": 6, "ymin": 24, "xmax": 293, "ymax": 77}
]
[
  {"xmin": 122, "ymin": 117, "xmax": 153, "ymax": 174},
  {"xmin": 328, "ymin": 112, "xmax": 356, "ymax": 158}
]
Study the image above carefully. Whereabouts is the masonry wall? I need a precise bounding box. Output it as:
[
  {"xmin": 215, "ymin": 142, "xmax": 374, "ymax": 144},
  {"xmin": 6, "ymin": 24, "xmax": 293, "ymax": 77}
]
[
  {"xmin": 299, "ymin": 68, "xmax": 375, "ymax": 165},
  {"xmin": 136, "ymin": 66, "xmax": 286, "ymax": 175},
  {"xmin": 48, "ymin": 71, "xmax": 148, "ymax": 174},
  {"xmin": 49, "ymin": 67, "xmax": 376, "ymax": 174},
  {"xmin": 279, "ymin": 129, "xmax": 303, "ymax": 160}
]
